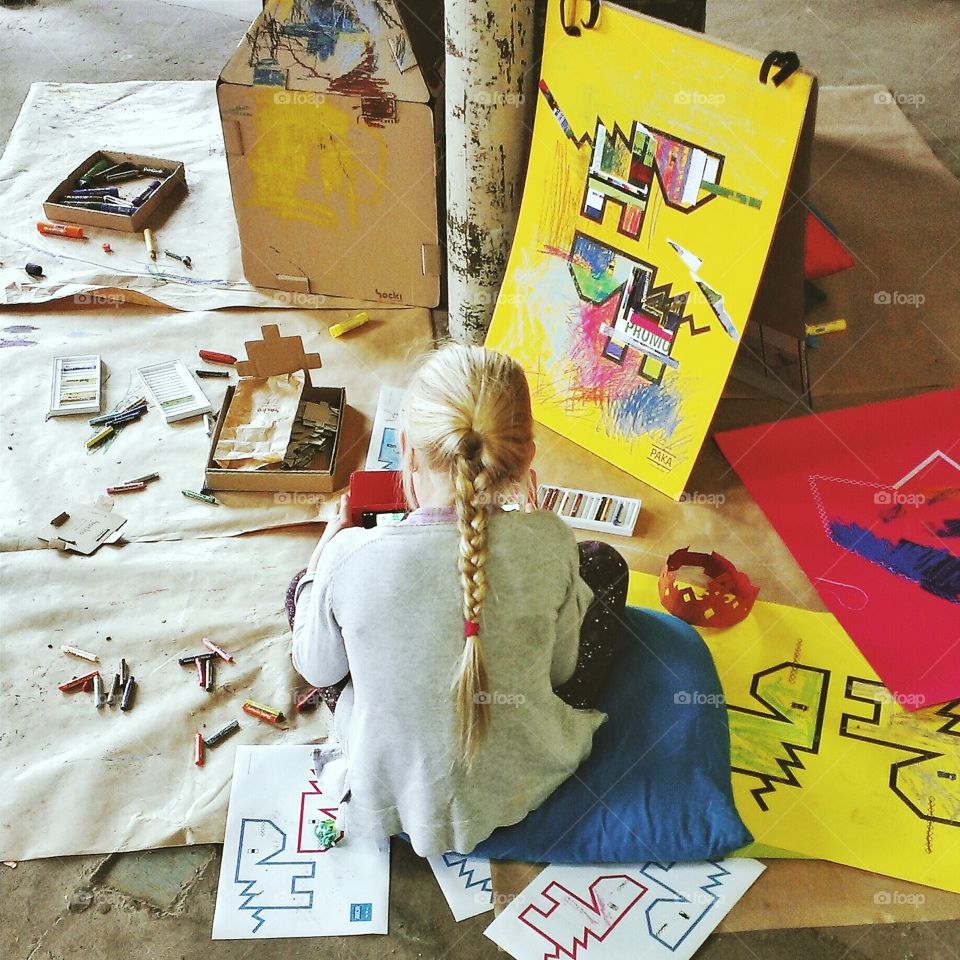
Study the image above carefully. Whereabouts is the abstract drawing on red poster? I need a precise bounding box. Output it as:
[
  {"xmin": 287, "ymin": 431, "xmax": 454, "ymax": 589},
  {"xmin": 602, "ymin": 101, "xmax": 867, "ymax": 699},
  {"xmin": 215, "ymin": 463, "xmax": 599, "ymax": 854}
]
[
  {"xmin": 716, "ymin": 387, "xmax": 960, "ymax": 709},
  {"xmin": 484, "ymin": 859, "xmax": 764, "ymax": 960}
]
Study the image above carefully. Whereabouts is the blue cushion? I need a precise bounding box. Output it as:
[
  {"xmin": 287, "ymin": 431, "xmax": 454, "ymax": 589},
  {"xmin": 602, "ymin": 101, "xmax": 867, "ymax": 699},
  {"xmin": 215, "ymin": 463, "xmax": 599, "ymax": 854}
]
[{"xmin": 471, "ymin": 605, "xmax": 752, "ymax": 863}]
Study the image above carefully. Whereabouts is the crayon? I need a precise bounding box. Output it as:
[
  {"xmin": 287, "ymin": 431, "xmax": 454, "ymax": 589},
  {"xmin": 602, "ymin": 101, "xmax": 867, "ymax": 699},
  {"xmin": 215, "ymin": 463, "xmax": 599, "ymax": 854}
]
[
  {"xmin": 144, "ymin": 228, "xmax": 157, "ymax": 261},
  {"xmin": 242, "ymin": 699, "xmax": 285, "ymax": 724},
  {"xmin": 125, "ymin": 472, "xmax": 160, "ymax": 485},
  {"xmin": 79, "ymin": 158, "xmax": 113, "ymax": 182},
  {"xmin": 295, "ymin": 687, "xmax": 321, "ymax": 712},
  {"xmin": 329, "ymin": 311, "xmax": 370, "ymax": 339},
  {"xmin": 132, "ymin": 180, "xmax": 161, "ymax": 206},
  {"xmin": 59, "ymin": 670, "xmax": 100, "ymax": 693},
  {"xmin": 178, "ymin": 652, "xmax": 218, "ymax": 666},
  {"xmin": 61, "ymin": 645, "xmax": 99, "ymax": 663},
  {"xmin": 107, "ymin": 673, "xmax": 121, "ymax": 707},
  {"xmin": 120, "ymin": 658, "xmax": 129, "ymax": 686},
  {"xmin": 194, "ymin": 732, "xmax": 205, "ymax": 767},
  {"xmin": 36, "ymin": 222, "xmax": 85, "ymax": 240},
  {"xmin": 93, "ymin": 673, "xmax": 106, "ymax": 709},
  {"xmin": 119, "ymin": 676, "xmax": 136, "ymax": 711},
  {"xmin": 195, "ymin": 657, "xmax": 205, "ymax": 687},
  {"xmin": 67, "ymin": 186, "xmax": 120, "ymax": 198},
  {"xmin": 140, "ymin": 167, "xmax": 169, "ymax": 177},
  {"xmin": 204, "ymin": 719, "xmax": 239, "ymax": 748},
  {"xmin": 105, "ymin": 170, "xmax": 140, "ymax": 183},
  {"xmin": 182, "ymin": 489, "xmax": 220, "ymax": 506},
  {"xmin": 195, "ymin": 369, "xmax": 229, "ymax": 378},
  {"xmin": 85, "ymin": 425, "xmax": 114, "ymax": 449},
  {"xmin": 198, "ymin": 350, "xmax": 236, "ymax": 365},
  {"xmin": 25, "ymin": 263, "xmax": 44, "ymax": 278},
  {"xmin": 106, "ymin": 482, "xmax": 146, "ymax": 495},
  {"xmin": 202, "ymin": 637, "xmax": 235, "ymax": 663},
  {"xmin": 204, "ymin": 659, "xmax": 215, "ymax": 693},
  {"xmin": 164, "ymin": 250, "xmax": 192, "ymax": 269},
  {"xmin": 805, "ymin": 319, "xmax": 847, "ymax": 336}
]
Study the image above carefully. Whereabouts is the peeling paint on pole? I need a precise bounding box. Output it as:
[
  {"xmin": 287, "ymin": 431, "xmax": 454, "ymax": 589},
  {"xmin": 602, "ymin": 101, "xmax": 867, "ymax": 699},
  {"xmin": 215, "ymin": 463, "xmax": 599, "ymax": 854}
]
[{"xmin": 445, "ymin": 0, "xmax": 535, "ymax": 344}]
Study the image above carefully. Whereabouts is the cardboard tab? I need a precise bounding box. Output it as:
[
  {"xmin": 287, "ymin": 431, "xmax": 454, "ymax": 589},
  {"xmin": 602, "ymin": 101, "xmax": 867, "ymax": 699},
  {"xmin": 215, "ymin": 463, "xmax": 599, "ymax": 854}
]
[
  {"xmin": 236, "ymin": 324, "xmax": 322, "ymax": 379},
  {"xmin": 221, "ymin": 120, "xmax": 244, "ymax": 157},
  {"xmin": 421, "ymin": 243, "xmax": 442, "ymax": 277}
]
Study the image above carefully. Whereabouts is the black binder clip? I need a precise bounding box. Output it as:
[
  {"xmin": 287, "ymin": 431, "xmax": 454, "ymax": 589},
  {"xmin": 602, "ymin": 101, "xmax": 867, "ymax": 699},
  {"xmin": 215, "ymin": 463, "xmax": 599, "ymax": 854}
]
[
  {"xmin": 561, "ymin": 0, "xmax": 600, "ymax": 36},
  {"xmin": 760, "ymin": 50, "xmax": 800, "ymax": 87}
]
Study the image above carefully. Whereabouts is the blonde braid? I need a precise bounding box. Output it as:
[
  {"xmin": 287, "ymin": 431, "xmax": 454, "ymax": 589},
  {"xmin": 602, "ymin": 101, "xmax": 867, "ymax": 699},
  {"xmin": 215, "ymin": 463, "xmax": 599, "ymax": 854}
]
[{"xmin": 452, "ymin": 452, "xmax": 491, "ymax": 763}]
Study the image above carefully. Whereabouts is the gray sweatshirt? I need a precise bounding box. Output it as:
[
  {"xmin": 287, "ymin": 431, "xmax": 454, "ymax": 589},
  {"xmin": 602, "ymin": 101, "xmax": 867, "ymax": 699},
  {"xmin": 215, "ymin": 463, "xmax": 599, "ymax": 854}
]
[{"xmin": 291, "ymin": 507, "xmax": 606, "ymax": 857}]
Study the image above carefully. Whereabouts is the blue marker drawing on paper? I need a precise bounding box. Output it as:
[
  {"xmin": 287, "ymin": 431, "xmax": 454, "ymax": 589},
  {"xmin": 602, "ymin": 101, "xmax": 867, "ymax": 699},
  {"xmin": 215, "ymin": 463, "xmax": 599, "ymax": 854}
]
[
  {"xmin": 350, "ymin": 902, "xmax": 373, "ymax": 922},
  {"xmin": 378, "ymin": 426, "xmax": 401, "ymax": 470},
  {"xmin": 234, "ymin": 819, "xmax": 316, "ymax": 934},
  {"xmin": 441, "ymin": 851, "xmax": 494, "ymax": 897},
  {"xmin": 640, "ymin": 861, "xmax": 731, "ymax": 951}
]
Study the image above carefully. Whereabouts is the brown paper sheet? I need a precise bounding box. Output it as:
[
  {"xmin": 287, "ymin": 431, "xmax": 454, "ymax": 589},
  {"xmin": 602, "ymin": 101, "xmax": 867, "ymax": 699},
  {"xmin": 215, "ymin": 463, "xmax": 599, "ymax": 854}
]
[
  {"xmin": 0, "ymin": 529, "xmax": 327, "ymax": 862},
  {"xmin": 0, "ymin": 81, "xmax": 374, "ymax": 312},
  {"xmin": 726, "ymin": 85, "xmax": 960, "ymax": 404},
  {"xmin": 0, "ymin": 303, "xmax": 433, "ymax": 550}
]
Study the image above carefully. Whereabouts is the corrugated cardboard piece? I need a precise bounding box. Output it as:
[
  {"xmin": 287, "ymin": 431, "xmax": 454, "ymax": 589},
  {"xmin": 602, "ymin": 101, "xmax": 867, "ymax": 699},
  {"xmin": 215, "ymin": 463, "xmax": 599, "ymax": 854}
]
[
  {"xmin": 205, "ymin": 324, "xmax": 345, "ymax": 493},
  {"xmin": 217, "ymin": 0, "xmax": 440, "ymax": 307}
]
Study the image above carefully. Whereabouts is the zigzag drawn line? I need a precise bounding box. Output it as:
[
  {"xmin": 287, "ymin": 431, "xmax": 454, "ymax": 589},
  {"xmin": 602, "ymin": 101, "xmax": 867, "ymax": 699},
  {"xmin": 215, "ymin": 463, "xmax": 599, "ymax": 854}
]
[{"xmin": 441, "ymin": 852, "xmax": 493, "ymax": 894}]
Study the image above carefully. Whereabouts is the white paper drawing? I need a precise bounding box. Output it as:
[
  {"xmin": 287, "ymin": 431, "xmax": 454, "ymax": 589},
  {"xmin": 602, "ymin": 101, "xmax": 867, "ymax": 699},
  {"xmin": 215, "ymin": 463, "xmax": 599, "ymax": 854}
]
[
  {"xmin": 365, "ymin": 385, "xmax": 406, "ymax": 471},
  {"xmin": 484, "ymin": 859, "xmax": 764, "ymax": 960},
  {"xmin": 427, "ymin": 851, "xmax": 495, "ymax": 921},
  {"xmin": 212, "ymin": 744, "xmax": 391, "ymax": 939}
]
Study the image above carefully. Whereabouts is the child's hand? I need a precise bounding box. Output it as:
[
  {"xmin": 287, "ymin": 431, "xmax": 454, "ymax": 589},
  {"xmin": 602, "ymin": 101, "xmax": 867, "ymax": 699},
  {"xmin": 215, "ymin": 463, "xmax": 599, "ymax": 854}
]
[{"xmin": 307, "ymin": 494, "xmax": 351, "ymax": 573}]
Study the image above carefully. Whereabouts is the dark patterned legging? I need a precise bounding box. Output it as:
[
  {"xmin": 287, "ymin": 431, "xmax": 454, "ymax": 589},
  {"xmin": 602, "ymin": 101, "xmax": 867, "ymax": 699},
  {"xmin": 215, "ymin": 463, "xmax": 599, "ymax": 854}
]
[{"xmin": 285, "ymin": 539, "xmax": 628, "ymax": 713}]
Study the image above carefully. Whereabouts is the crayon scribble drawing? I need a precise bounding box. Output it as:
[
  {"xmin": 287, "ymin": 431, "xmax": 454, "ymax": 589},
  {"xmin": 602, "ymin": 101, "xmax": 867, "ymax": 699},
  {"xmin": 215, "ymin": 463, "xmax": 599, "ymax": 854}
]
[
  {"xmin": 626, "ymin": 571, "xmax": 960, "ymax": 895},
  {"xmin": 485, "ymin": 1, "xmax": 813, "ymax": 499},
  {"xmin": 213, "ymin": 745, "xmax": 390, "ymax": 939},
  {"xmin": 716, "ymin": 388, "xmax": 960, "ymax": 709},
  {"xmin": 485, "ymin": 860, "xmax": 765, "ymax": 960}
]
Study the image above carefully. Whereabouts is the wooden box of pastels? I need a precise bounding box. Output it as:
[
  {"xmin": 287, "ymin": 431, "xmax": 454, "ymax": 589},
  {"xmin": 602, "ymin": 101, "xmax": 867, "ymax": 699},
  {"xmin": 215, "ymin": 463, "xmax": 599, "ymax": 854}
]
[
  {"xmin": 43, "ymin": 149, "xmax": 186, "ymax": 232},
  {"xmin": 204, "ymin": 324, "xmax": 346, "ymax": 494}
]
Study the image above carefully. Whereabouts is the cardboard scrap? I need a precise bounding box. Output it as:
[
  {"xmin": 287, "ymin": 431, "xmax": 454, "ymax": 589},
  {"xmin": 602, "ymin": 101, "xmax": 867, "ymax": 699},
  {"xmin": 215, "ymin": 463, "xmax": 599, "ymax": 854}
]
[{"xmin": 39, "ymin": 497, "xmax": 127, "ymax": 555}]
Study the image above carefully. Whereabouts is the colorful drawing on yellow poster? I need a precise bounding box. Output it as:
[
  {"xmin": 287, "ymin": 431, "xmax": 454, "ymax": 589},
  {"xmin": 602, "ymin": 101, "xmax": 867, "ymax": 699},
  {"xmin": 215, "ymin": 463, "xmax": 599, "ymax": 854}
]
[
  {"xmin": 486, "ymin": 0, "xmax": 814, "ymax": 499},
  {"xmin": 628, "ymin": 573, "xmax": 960, "ymax": 893}
]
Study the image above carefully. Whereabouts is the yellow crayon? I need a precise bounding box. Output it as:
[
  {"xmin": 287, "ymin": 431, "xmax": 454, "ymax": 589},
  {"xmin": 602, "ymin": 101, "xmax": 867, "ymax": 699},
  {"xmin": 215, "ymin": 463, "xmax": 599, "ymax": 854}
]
[
  {"xmin": 143, "ymin": 228, "xmax": 157, "ymax": 261},
  {"xmin": 805, "ymin": 318, "xmax": 847, "ymax": 336},
  {"xmin": 329, "ymin": 311, "xmax": 370, "ymax": 339}
]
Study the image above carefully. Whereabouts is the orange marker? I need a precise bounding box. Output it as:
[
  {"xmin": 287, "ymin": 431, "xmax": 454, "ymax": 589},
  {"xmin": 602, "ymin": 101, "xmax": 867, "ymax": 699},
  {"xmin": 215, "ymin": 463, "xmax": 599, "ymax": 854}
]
[{"xmin": 37, "ymin": 222, "xmax": 86, "ymax": 240}]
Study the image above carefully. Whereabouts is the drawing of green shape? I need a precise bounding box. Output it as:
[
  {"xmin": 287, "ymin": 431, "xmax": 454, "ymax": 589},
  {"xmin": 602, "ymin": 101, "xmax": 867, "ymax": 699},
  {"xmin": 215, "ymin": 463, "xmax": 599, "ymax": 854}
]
[
  {"xmin": 727, "ymin": 663, "xmax": 830, "ymax": 812},
  {"xmin": 840, "ymin": 679, "xmax": 960, "ymax": 828}
]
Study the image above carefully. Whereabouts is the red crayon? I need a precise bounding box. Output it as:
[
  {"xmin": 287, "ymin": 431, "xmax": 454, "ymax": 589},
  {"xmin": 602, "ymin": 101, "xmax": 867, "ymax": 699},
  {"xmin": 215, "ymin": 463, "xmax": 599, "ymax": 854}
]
[
  {"xmin": 193, "ymin": 732, "xmax": 205, "ymax": 767},
  {"xmin": 198, "ymin": 350, "xmax": 236, "ymax": 366},
  {"xmin": 59, "ymin": 670, "xmax": 100, "ymax": 693}
]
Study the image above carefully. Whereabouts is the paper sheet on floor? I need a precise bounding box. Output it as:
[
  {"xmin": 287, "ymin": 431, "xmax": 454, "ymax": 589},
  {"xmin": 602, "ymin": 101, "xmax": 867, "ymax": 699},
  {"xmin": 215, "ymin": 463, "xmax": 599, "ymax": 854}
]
[
  {"xmin": 484, "ymin": 859, "xmax": 764, "ymax": 960},
  {"xmin": 212, "ymin": 745, "xmax": 390, "ymax": 939},
  {"xmin": 627, "ymin": 573, "xmax": 960, "ymax": 894},
  {"xmin": 0, "ymin": 530, "xmax": 332, "ymax": 862},
  {"xmin": 0, "ymin": 303, "xmax": 433, "ymax": 549},
  {"xmin": 426, "ymin": 852, "xmax": 494, "ymax": 921},
  {"xmin": 0, "ymin": 81, "xmax": 374, "ymax": 311}
]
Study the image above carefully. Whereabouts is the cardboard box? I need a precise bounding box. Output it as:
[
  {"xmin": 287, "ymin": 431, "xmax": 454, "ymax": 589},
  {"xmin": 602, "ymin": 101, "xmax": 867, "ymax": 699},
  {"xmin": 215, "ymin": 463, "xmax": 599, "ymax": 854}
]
[
  {"xmin": 216, "ymin": 0, "xmax": 440, "ymax": 307},
  {"xmin": 204, "ymin": 324, "xmax": 346, "ymax": 494},
  {"xmin": 43, "ymin": 150, "xmax": 186, "ymax": 233}
]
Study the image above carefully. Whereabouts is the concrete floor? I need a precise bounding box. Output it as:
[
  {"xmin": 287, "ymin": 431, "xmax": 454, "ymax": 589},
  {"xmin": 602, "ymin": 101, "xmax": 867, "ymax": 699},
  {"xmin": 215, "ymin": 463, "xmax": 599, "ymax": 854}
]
[{"xmin": 1, "ymin": 1, "xmax": 958, "ymax": 958}]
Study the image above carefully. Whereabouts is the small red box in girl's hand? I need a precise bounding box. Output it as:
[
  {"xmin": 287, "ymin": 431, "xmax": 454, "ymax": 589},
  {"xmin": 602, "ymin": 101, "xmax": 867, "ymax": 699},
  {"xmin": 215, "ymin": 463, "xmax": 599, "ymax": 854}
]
[{"xmin": 348, "ymin": 470, "xmax": 406, "ymax": 529}]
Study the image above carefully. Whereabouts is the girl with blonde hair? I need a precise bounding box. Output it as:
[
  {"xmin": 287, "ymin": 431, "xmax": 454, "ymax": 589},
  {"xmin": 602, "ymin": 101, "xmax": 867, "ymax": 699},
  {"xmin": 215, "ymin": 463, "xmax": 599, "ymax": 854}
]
[{"xmin": 289, "ymin": 344, "xmax": 628, "ymax": 856}]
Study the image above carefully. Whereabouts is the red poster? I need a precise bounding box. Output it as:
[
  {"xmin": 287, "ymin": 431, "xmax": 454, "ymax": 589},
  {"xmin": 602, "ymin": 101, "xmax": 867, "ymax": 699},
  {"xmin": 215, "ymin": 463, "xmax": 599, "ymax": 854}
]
[{"xmin": 715, "ymin": 388, "xmax": 960, "ymax": 709}]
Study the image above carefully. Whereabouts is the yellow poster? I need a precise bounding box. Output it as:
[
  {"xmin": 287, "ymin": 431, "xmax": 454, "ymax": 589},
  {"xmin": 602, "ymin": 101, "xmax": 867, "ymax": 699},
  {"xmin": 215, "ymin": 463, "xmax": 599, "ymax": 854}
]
[
  {"xmin": 486, "ymin": 1, "xmax": 813, "ymax": 499},
  {"xmin": 628, "ymin": 573, "xmax": 960, "ymax": 893}
]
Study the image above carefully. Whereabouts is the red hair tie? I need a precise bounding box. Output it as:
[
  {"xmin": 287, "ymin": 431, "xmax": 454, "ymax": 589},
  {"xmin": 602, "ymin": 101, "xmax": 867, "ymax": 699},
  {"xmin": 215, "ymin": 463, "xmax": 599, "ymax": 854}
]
[{"xmin": 464, "ymin": 620, "xmax": 480, "ymax": 638}]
